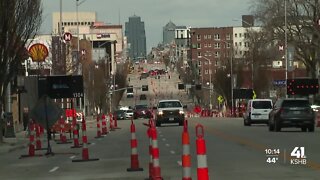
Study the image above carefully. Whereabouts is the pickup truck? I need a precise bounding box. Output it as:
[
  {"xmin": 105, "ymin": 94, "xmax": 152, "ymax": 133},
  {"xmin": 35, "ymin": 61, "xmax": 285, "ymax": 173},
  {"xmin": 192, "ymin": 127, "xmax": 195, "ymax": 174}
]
[{"xmin": 154, "ymin": 99, "xmax": 186, "ymax": 126}]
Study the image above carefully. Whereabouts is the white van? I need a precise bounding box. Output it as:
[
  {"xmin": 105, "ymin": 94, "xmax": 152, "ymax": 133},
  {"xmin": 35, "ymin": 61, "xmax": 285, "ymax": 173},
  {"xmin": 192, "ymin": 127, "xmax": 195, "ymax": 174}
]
[{"xmin": 243, "ymin": 99, "xmax": 273, "ymax": 126}]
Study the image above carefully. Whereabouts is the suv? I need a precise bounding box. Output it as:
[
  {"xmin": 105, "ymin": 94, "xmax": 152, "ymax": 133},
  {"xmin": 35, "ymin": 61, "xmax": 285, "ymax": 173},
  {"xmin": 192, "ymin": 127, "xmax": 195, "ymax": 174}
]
[
  {"xmin": 243, "ymin": 99, "xmax": 273, "ymax": 126},
  {"xmin": 268, "ymin": 98, "xmax": 315, "ymax": 132},
  {"xmin": 154, "ymin": 99, "xmax": 186, "ymax": 126}
]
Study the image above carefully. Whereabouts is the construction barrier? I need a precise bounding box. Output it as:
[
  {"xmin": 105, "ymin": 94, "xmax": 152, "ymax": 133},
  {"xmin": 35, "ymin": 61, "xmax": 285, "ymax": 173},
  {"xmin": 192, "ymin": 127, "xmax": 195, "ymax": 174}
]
[
  {"xmin": 101, "ymin": 114, "xmax": 107, "ymax": 135},
  {"xmin": 182, "ymin": 120, "xmax": 192, "ymax": 180},
  {"xmin": 71, "ymin": 109, "xmax": 81, "ymax": 148},
  {"xmin": 56, "ymin": 116, "xmax": 71, "ymax": 144},
  {"xmin": 72, "ymin": 114, "xmax": 99, "ymax": 162},
  {"xmin": 109, "ymin": 113, "xmax": 115, "ymax": 131},
  {"xmin": 35, "ymin": 123, "xmax": 46, "ymax": 150},
  {"xmin": 147, "ymin": 119, "xmax": 154, "ymax": 179},
  {"xmin": 150, "ymin": 124, "xmax": 163, "ymax": 180},
  {"xmin": 127, "ymin": 119, "xmax": 143, "ymax": 171},
  {"xmin": 196, "ymin": 124, "xmax": 209, "ymax": 180},
  {"xmin": 114, "ymin": 115, "xmax": 121, "ymax": 129},
  {"xmin": 95, "ymin": 115, "xmax": 102, "ymax": 138}
]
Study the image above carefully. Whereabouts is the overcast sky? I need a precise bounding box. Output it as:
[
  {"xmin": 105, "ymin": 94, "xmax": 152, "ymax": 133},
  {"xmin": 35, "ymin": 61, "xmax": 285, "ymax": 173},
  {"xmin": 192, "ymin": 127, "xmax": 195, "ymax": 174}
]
[{"xmin": 41, "ymin": 0, "xmax": 253, "ymax": 51}]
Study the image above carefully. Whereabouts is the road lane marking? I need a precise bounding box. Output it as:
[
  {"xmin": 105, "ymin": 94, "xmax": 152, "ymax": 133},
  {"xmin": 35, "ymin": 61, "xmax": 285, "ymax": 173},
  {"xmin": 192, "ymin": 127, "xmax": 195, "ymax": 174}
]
[
  {"xmin": 69, "ymin": 155, "xmax": 76, "ymax": 159},
  {"xmin": 165, "ymin": 143, "xmax": 170, "ymax": 147},
  {"xmin": 170, "ymin": 150, "xmax": 175, "ymax": 154},
  {"xmin": 49, "ymin": 166, "xmax": 59, "ymax": 173},
  {"xmin": 189, "ymin": 120, "xmax": 320, "ymax": 171},
  {"xmin": 91, "ymin": 142, "xmax": 96, "ymax": 146},
  {"xmin": 162, "ymin": 138, "xmax": 166, "ymax": 141},
  {"xmin": 177, "ymin": 161, "xmax": 182, "ymax": 166}
]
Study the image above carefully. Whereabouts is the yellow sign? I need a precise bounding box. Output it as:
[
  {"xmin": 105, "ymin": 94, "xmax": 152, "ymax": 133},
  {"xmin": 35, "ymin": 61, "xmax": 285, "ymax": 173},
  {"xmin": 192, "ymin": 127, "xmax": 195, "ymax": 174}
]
[
  {"xmin": 253, "ymin": 90, "xmax": 257, "ymax": 99},
  {"xmin": 217, "ymin": 95, "xmax": 224, "ymax": 103}
]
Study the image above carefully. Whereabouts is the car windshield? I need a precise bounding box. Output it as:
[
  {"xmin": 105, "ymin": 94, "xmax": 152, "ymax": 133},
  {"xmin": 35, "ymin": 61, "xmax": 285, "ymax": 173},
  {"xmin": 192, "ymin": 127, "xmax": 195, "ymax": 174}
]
[
  {"xmin": 158, "ymin": 101, "xmax": 182, "ymax": 108},
  {"xmin": 135, "ymin": 105, "xmax": 148, "ymax": 109},
  {"xmin": 252, "ymin": 101, "xmax": 272, "ymax": 109},
  {"xmin": 126, "ymin": 110, "xmax": 133, "ymax": 113},
  {"xmin": 283, "ymin": 100, "xmax": 310, "ymax": 107},
  {"xmin": 115, "ymin": 110, "xmax": 124, "ymax": 114}
]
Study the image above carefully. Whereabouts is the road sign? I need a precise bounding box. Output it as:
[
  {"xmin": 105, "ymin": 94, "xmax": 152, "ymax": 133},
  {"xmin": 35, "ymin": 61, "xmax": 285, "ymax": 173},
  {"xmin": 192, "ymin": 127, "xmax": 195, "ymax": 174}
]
[
  {"xmin": 63, "ymin": 32, "xmax": 72, "ymax": 42},
  {"xmin": 38, "ymin": 75, "xmax": 84, "ymax": 99},
  {"xmin": 233, "ymin": 89, "xmax": 253, "ymax": 99},
  {"xmin": 273, "ymin": 80, "xmax": 286, "ymax": 86},
  {"xmin": 217, "ymin": 95, "xmax": 224, "ymax": 104},
  {"xmin": 30, "ymin": 95, "xmax": 64, "ymax": 129}
]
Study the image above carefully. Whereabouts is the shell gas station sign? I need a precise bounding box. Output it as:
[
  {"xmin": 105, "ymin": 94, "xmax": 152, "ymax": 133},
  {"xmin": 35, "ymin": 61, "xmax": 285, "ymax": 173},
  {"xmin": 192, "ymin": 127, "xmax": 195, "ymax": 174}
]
[{"xmin": 28, "ymin": 43, "xmax": 49, "ymax": 62}]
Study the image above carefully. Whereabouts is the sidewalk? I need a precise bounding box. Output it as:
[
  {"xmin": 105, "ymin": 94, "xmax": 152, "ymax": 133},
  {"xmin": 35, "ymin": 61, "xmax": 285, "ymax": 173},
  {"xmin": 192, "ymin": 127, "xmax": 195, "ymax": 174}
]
[{"xmin": 0, "ymin": 130, "xmax": 29, "ymax": 155}]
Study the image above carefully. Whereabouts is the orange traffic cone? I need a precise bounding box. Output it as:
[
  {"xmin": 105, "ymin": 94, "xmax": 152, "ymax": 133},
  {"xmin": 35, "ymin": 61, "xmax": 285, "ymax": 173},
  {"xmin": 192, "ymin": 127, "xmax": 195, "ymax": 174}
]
[
  {"xmin": 196, "ymin": 124, "xmax": 209, "ymax": 180},
  {"xmin": 95, "ymin": 115, "xmax": 102, "ymax": 138},
  {"xmin": 150, "ymin": 125, "xmax": 163, "ymax": 180},
  {"xmin": 72, "ymin": 115, "xmax": 99, "ymax": 162},
  {"xmin": 182, "ymin": 120, "xmax": 192, "ymax": 180},
  {"xmin": 127, "ymin": 120, "xmax": 143, "ymax": 171},
  {"xmin": 20, "ymin": 120, "xmax": 42, "ymax": 158}
]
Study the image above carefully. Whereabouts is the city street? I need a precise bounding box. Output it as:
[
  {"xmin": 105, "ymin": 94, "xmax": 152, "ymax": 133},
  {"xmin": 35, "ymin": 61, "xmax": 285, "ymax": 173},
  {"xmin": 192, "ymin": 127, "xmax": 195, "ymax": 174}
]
[{"xmin": 0, "ymin": 62, "xmax": 319, "ymax": 180}]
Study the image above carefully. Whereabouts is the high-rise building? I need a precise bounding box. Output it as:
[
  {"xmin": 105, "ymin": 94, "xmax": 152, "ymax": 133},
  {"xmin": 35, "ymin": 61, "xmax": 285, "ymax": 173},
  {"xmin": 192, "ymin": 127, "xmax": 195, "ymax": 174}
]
[
  {"xmin": 125, "ymin": 15, "xmax": 146, "ymax": 61},
  {"xmin": 163, "ymin": 21, "xmax": 176, "ymax": 45}
]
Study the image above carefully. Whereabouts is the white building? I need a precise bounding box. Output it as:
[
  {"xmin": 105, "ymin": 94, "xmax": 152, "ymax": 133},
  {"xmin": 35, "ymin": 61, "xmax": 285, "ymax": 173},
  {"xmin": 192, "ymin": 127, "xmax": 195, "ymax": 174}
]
[
  {"xmin": 232, "ymin": 26, "xmax": 261, "ymax": 59},
  {"xmin": 52, "ymin": 12, "xmax": 96, "ymax": 35},
  {"xmin": 52, "ymin": 12, "xmax": 126, "ymax": 75}
]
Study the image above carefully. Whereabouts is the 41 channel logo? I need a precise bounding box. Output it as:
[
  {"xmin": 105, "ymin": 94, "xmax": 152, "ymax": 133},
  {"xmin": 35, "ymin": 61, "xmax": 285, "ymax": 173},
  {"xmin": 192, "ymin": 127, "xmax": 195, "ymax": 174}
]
[{"xmin": 290, "ymin": 147, "xmax": 307, "ymax": 165}]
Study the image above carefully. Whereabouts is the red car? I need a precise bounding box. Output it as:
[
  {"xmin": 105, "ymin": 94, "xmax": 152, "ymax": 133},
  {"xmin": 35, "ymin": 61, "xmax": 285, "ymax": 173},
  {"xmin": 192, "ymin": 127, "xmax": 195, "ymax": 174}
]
[{"xmin": 133, "ymin": 104, "xmax": 152, "ymax": 119}]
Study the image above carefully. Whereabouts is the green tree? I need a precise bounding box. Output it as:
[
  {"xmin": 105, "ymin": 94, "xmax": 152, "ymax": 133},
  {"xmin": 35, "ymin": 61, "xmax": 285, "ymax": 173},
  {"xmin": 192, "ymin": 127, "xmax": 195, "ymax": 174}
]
[{"xmin": 0, "ymin": 0, "xmax": 42, "ymax": 142}]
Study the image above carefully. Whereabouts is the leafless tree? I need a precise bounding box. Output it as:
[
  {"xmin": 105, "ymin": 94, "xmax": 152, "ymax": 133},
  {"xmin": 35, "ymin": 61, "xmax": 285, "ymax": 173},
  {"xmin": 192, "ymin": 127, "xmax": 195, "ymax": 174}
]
[
  {"xmin": 251, "ymin": 0, "xmax": 320, "ymax": 77},
  {"xmin": 0, "ymin": 0, "xmax": 42, "ymax": 142}
]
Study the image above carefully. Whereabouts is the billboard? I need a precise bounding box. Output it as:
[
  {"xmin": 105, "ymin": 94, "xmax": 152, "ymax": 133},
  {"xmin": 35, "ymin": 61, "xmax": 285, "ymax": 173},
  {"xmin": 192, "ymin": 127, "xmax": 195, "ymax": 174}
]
[{"xmin": 38, "ymin": 75, "xmax": 84, "ymax": 99}]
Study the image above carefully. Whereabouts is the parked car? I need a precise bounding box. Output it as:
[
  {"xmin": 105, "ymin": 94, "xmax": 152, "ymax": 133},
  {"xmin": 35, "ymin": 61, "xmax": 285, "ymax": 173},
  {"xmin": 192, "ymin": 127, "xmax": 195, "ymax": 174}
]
[
  {"xmin": 113, "ymin": 110, "xmax": 126, "ymax": 120},
  {"xmin": 268, "ymin": 98, "xmax": 315, "ymax": 132},
  {"xmin": 133, "ymin": 104, "xmax": 152, "ymax": 119},
  {"xmin": 125, "ymin": 109, "xmax": 134, "ymax": 119},
  {"xmin": 243, "ymin": 99, "xmax": 273, "ymax": 126}
]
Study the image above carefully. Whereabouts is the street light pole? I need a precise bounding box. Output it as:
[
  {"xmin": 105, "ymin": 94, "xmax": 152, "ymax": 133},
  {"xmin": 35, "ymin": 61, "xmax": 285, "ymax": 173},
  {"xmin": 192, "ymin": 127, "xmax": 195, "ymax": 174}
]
[
  {"xmin": 200, "ymin": 56, "xmax": 212, "ymax": 110},
  {"xmin": 284, "ymin": 0, "xmax": 288, "ymax": 98}
]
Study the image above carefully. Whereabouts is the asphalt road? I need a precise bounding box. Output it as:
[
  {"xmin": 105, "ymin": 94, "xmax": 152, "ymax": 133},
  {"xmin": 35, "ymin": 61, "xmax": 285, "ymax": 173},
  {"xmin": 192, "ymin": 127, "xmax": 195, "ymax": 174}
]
[
  {"xmin": 0, "ymin": 117, "xmax": 319, "ymax": 180},
  {"xmin": 0, "ymin": 62, "xmax": 319, "ymax": 180}
]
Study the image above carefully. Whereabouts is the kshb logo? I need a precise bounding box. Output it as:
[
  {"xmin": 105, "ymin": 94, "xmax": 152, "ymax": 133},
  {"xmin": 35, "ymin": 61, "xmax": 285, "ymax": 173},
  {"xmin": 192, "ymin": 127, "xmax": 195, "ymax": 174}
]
[
  {"xmin": 290, "ymin": 147, "xmax": 307, "ymax": 165},
  {"xmin": 290, "ymin": 147, "xmax": 306, "ymax": 158}
]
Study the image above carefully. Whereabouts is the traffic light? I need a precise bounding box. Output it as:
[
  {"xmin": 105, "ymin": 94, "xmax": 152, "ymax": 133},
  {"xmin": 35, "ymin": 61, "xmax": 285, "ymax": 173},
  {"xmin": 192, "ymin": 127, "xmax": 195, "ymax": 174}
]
[
  {"xmin": 287, "ymin": 78, "xmax": 319, "ymax": 96},
  {"xmin": 142, "ymin": 85, "xmax": 148, "ymax": 91},
  {"xmin": 195, "ymin": 84, "xmax": 202, "ymax": 90},
  {"xmin": 178, "ymin": 83, "xmax": 185, "ymax": 90}
]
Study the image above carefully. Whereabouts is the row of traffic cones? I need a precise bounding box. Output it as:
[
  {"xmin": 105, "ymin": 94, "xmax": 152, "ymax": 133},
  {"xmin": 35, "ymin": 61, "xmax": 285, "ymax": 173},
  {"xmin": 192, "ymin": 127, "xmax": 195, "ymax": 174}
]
[
  {"xmin": 127, "ymin": 119, "xmax": 209, "ymax": 180},
  {"xmin": 72, "ymin": 114, "xmax": 99, "ymax": 162},
  {"xmin": 20, "ymin": 120, "xmax": 45, "ymax": 158}
]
